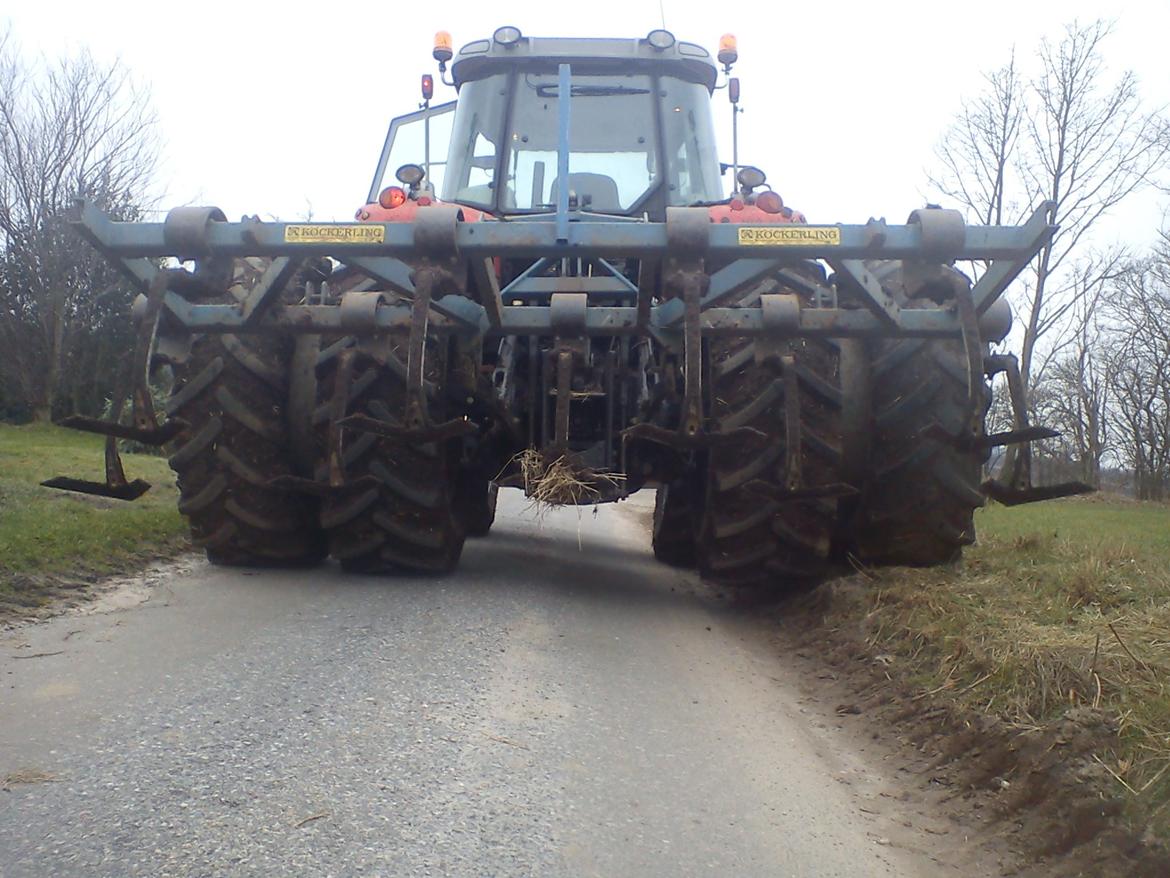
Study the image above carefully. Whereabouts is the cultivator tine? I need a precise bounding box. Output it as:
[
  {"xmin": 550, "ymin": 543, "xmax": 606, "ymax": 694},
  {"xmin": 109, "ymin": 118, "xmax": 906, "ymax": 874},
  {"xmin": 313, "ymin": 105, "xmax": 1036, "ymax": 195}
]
[
  {"xmin": 781, "ymin": 354, "xmax": 801, "ymax": 492},
  {"xmin": 404, "ymin": 267, "xmax": 436, "ymax": 432},
  {"xmin": 327, "ymin": 347, "xmax": 359, "ymax": 486},
  {"xmin": 59, "ymin": 269, "xmax": 187, "ymax": 446},
  {"xmin": 41, "ymin": 435, "xmax": 152, "ymax": 502},
  {"xmin": 47, "ymin": 271, "xmax": 183, "ymax": 498},
  {"xmin": 679, "ymin": 267, "xmax": 705, "ymax": 438},
  {"xmin": 553, "ymin": 350, "xmax": 573, "ymax": 447},
  {"xmin": 975, "ymin": 426, "xmax": 1060, "ymax": 449},
  {"xmin": 58, "ymin": 414, "xmax": 185, "ymax": 446},
  {"xmin": 983, "ymin": 480, "xmax": 1094, "ymax": 507},
  {"xmin": 953, "ymin": 277, "xmax": 987, "ymax": 443},
  {"xmin": 980, "ymin": 353, "xmax": 1093, "ymax": 505},
  {"xmin": 268, "ymin": 348, "xmax": 381, "ymax": 498},
  {"xmin": 919, "ymin": 422, "xmax": 1059, "ymax": 452},
  {"xmin": 41, "ymin": 395, "xmax": 152, "ymax": 501}
]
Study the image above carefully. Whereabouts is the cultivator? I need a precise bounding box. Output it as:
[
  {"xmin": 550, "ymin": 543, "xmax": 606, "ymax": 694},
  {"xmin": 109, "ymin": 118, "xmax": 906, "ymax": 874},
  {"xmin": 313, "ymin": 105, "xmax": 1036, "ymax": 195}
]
[{"xmin": 44, "ymin": 27, "xmax": 1091, "ymax": 584}]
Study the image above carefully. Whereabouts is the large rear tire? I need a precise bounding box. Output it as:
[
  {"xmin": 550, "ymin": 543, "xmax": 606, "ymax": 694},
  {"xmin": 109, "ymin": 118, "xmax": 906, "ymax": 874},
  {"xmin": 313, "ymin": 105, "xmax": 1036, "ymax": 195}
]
[
  {"xmin": 696, "ymin": 266, "xmax": 844, "ymax": 589},
  {"xmin": 848, "ymin": 263, "xmax": 990, "ymax": 566},
  {"xmin": 316, "ymin": 334, "xmax": 466, "ymax": 575},
  {"xmin": 165, "ymin": 259, "xmax": 326, "ymax": 567},
  {"xmin": 455, "ymin": 477, "xmax": 498, "ymax": 538},
  {"xmin": 652, "ymin": 479, "xmax": 697, "ymax": 568}
]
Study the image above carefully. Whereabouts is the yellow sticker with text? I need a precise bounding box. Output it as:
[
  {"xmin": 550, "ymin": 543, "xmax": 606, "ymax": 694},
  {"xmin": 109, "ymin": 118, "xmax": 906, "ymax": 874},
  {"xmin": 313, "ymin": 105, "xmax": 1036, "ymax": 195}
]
[
  {"xmin": 737, "ymin": 226, "xmax": 841, "ymax": 246},
  {"xmin": 284, "ymin": 224, "xmax": 385, "ymax": 244}
]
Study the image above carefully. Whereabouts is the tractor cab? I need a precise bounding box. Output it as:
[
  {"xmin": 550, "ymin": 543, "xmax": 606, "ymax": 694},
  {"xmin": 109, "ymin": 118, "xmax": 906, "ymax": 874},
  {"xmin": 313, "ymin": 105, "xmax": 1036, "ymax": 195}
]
[{"xmin": 367, "ymin": 28, "xmax": 727, "ymax": 219}]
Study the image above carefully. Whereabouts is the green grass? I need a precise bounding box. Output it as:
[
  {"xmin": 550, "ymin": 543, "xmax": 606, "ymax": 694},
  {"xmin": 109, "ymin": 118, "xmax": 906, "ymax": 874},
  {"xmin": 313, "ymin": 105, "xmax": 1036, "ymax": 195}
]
[
  {"xmin": 0, "ymin": 423, "xmax": 187, "ymax": 604},
  {"xmin": 825, "ymin": 494, "xmax": 1170, "ymax": 834}
]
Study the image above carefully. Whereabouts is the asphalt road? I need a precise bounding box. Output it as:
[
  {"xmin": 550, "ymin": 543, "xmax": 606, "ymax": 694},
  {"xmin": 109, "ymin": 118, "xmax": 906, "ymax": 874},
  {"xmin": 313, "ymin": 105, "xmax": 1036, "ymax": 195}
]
[{"xmin": 1, "ymin": 491, "xmax": 955, "ymax": 877}]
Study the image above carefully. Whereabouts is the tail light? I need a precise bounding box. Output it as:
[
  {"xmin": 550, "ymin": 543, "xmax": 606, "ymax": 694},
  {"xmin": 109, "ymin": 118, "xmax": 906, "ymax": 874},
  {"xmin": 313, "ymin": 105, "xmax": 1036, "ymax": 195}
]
[{"xmin": 378, "ymin": 186, "xmax": 407, "ymax": 209}]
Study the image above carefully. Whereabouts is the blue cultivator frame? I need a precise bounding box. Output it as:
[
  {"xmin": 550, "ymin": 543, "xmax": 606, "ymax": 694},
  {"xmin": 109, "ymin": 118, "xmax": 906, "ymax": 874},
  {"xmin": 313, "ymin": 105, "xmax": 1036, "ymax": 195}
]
[{"xmin": 45, "ymin": 193, "xmax": 1087, "ymax": 508}]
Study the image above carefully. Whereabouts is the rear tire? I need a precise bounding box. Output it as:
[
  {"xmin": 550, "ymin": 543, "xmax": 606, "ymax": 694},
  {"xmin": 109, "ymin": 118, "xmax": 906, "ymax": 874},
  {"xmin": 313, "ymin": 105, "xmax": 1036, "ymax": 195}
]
[
  {"xmin": 652, "ymin": 479, "xmax": 697, "ymax": 568},
  {"xmin": 316, "ymin": 335, "xmax": 466, "ymax": 575},
  {"xmin": 455, "ymin": 477, "xmax": 498, "ymax": 538},
  {"xmin": 165, "ymin": 259, "xmax": 326, "ymax": 567},
  {"xmin": 848, "ymin": 263, "xmax": 990, "ymax": 566},
  {"xmin": 696, "ymin": 266, "xmax": 844, "ymax": 589}
]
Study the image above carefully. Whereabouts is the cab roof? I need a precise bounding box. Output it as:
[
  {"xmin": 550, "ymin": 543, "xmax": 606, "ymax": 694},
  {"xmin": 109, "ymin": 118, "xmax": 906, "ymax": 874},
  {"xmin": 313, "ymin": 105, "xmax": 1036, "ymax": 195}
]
[{"xmin": 451, "ymin": 33, "xmax": 718, "ymax": 91}]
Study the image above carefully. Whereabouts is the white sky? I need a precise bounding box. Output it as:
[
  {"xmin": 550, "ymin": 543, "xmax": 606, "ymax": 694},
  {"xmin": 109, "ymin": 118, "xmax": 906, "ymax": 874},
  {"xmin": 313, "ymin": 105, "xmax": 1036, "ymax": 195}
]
[{"xmin": 5, "ymin": 0, "xmax": 1169, "ymax": 249}]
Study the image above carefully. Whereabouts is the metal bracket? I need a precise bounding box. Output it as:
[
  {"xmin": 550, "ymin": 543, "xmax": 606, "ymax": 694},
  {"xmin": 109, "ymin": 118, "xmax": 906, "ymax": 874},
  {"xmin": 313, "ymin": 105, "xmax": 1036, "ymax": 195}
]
[
  {"xmin": 659, "ymin": 257, "xmax": 780, "ymax": 328},
  {"xmin": 239, "ymin": 256, "xmax": 302, "ymax": 326},
  {"xmin": 470, "ymin": 257, "xmax": 504, "ymax": 328},
  {"xmin": 953, "ymin": 276, "xmax": 986, "ymax": 444},
  {"xmin": 404, "ymin": 267, "xmax": 437, "ymax": 431},
  {"xmin": 780, "ymin": 354, "xmax": 802, "ymax": 492},
  {"xmin": 679, "ymin": 269, "xmax": 705, "ymax": 437},
  {"xmin": 829, "ymin": 259, "xmax": 901, "ymax": 326},
  {"xmin": 553, "ymin": 349, "xmax": 573, "ymax": 447},
  {"xmin": 550, "ymin": 292, "xmax": 587, "ymax": 335},
  {"xmin": 971, "ymin": 202, "xmax": 1056, "ymax": 314},
  {"xmin": 664, "ymin": 207, "xmax": 710, "ymax": 439}
]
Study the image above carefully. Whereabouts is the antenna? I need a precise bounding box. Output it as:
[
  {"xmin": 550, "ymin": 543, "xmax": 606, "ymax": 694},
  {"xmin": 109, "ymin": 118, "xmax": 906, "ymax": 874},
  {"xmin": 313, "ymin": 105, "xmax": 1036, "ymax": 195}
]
[
  {"xmin": 729, "ymin": 77, "xmax": 741, "ymax": 195},
  {"xmin": 658, "ymin": 0, "xmax": 667, "ymax": 29}
]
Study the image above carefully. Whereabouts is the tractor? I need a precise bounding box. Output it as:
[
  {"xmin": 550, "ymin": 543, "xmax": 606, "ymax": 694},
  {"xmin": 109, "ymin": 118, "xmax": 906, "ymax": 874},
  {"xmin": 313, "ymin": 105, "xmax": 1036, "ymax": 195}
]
[{"xmin": 45, "ymin": 27, "xmax": 1089, "ymax": 587}]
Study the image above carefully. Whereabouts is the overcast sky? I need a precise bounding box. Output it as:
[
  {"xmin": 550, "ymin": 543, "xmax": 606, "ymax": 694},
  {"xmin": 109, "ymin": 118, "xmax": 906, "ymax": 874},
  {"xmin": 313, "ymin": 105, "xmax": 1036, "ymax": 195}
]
[{"xmin": 5, "ymin": 0, "xmax": 1168, "ymax": 249}]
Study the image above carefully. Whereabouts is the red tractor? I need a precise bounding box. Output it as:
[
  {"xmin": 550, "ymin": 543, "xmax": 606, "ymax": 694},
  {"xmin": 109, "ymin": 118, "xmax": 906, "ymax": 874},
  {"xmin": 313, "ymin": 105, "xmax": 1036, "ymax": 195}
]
[{"xmin": 49, "ymin": 27, "xmax": 1083, "ymax": 588}]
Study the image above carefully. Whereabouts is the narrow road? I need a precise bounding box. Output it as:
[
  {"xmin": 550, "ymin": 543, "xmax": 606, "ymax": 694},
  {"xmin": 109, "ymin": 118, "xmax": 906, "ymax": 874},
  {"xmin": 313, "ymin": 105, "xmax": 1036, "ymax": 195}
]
[{"xmin": 1, "ymin": 491, "xmax": 955, "ymax": 877}]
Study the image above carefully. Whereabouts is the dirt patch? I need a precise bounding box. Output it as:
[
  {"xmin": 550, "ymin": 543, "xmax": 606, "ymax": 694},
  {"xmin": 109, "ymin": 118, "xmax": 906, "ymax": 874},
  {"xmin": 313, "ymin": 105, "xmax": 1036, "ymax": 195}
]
[
  {"xmin": 1, "ymin": 768, "xmax": 59, "ymax": 788},
  {"xmin": 773, "ymin": 576, "xmax": 1169, "ymax": 878},
  {"xmin": 0, "ymin": 553, "xmax": 200, "ymax": 629}
]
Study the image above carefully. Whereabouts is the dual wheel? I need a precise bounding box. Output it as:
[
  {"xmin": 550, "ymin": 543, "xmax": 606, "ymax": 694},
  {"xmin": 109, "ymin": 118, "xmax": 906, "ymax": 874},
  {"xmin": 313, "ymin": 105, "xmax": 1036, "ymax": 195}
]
[
  {"xmin": 164, "ymin": 259, "xmax": 495, "ymax": 573},
  {"xmin": 652, "ymin": 262, "xmax": 991, "ymax": 589}
]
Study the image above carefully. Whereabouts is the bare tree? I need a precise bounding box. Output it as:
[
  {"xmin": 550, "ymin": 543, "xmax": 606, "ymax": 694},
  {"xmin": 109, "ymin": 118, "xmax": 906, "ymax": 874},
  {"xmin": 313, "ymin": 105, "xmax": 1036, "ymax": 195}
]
[
  {"xmin": 1032, "ymin": 255, "xmax": 1119, "ymax": 486},
  {"xmin": 931, "ymin": 53, "xmax": 1027, "ymax": 230},
  {"xmin": 0, "ymin": 31, "xmax": 159, "ymax": 421},
  {"xmin": 1104, "ymin": 238, "xmax": 1170, "ymax": 500},
  {"xmin": 930, "ymin": 20, "xmax": 1169, "ymax": 396}
]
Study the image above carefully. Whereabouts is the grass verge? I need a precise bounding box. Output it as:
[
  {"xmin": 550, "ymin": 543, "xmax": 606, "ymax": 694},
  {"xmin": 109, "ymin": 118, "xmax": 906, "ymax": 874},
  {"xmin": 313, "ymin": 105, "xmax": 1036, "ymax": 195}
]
[
  {"xmin": 800, "ymin": 494, "xmax": 1169, "ymax": 859},
  {"xmin": 0, "ymin": 423, "xmax": 187, "ymax": 613}
]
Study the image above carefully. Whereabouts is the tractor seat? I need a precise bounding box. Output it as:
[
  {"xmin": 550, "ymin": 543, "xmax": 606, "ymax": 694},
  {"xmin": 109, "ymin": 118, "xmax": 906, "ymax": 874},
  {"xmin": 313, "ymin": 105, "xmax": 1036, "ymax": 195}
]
[{"xmin": 548, "ymin": 173, "xmax": 621, "ymax": 213}]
